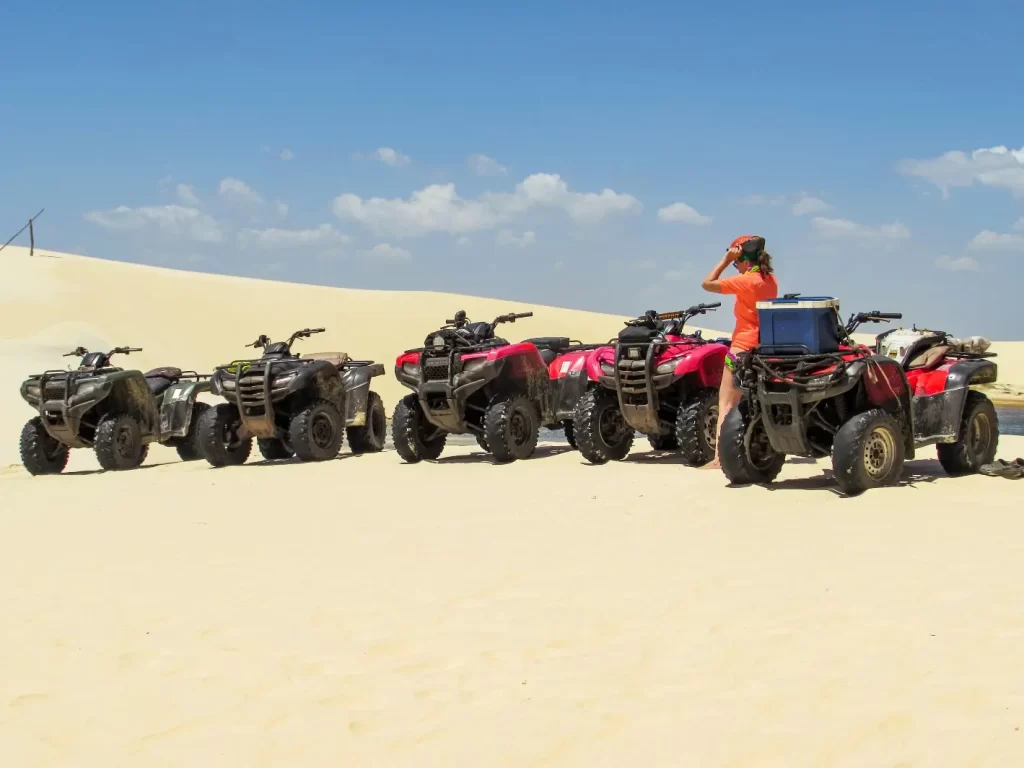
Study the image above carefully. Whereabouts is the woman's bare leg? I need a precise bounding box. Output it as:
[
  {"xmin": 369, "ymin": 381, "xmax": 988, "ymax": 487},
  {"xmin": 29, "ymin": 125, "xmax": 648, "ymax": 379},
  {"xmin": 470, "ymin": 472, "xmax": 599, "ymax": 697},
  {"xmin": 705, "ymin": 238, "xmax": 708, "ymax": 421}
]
[{"xmin": 703, "ymin": 364, "xmax": 742, "ymax": 469}]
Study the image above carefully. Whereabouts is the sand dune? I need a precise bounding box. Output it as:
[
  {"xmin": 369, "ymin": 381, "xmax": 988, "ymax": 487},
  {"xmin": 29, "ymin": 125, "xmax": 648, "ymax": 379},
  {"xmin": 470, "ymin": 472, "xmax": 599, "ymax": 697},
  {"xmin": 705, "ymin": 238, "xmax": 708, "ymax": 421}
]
[{"xmin": 2, "ymin": 244, "xmax": 1024, "ymax": 765}]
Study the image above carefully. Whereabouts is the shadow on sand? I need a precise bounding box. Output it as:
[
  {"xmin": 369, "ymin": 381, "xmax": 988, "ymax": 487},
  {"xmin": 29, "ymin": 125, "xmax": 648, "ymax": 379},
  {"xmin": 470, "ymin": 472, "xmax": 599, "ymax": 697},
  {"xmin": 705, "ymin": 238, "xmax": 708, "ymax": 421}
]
[
  {"xmin": 732, "ymin": 458, "xmax": 947, "ymax": 495},
  {"xmin": 434, "ymin": 445, "xmax": 574, "ymax": 465},
  {"xmin": 65, "ymin": 461, "xmax": 178, "ymax": 477}
]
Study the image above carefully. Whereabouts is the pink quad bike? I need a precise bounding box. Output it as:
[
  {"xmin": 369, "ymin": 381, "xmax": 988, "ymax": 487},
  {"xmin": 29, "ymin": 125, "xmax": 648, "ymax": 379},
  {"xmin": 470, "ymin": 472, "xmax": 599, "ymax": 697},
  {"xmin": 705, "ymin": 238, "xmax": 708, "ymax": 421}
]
[{"xmin": 572, "ymin": 303, "xmax": 731, "ymax": 465}]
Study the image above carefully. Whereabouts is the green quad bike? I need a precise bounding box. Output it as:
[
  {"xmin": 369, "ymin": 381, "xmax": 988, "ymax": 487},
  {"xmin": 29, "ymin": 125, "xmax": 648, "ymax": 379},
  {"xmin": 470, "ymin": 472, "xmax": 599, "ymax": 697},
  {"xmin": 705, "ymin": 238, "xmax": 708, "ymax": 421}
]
[
  {"xmin": 198, "ymin": 327, "xmax": 387, "ymax": 467},
  {"xmin": 18, "ymin": 346, "xmax": 212, "ymax": 475}
]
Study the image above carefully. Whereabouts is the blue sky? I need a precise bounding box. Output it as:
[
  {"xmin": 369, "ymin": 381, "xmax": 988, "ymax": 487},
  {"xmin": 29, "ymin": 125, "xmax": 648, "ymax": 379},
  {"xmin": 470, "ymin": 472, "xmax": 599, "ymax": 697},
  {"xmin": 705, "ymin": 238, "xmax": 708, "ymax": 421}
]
[{"xmin": 3, "ymin": 0, "xmax": 1023, "ymax": 336}]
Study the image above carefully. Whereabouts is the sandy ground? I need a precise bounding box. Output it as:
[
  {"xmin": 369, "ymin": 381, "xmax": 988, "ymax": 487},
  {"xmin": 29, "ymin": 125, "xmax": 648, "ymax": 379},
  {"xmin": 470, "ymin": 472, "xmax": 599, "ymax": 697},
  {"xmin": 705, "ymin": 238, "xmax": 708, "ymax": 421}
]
[
  {"xmin": 2, "ymin": 245, "xmax": 1024, "ymax": 766},
  {"xmin": 2, "ymin": 438, "xmax": 1023, "ymax": 766}
]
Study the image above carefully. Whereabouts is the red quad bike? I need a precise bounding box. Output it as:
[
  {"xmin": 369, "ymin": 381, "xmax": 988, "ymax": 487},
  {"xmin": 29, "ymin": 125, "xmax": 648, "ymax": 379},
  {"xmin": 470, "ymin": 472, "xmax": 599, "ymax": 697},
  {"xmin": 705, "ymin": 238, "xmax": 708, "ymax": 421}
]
[
  {"xmin": 392, "ymin": 310, "xmax": 605, "ymax": 463},
  {"xmin": 720, "ymin": 308, "xmax": 1000, "ymax": 496},
  {"xmin": 572, "ymin": 304, "xmax": 730, "ymax": 465}
]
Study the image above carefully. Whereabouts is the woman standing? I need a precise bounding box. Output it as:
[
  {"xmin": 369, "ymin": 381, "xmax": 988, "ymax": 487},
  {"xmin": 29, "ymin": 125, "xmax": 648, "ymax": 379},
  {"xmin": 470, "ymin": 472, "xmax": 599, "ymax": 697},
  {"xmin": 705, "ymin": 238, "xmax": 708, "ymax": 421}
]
[{"xmin": 700, "ymin": 235, "xmax": 778, "ymax": 468}]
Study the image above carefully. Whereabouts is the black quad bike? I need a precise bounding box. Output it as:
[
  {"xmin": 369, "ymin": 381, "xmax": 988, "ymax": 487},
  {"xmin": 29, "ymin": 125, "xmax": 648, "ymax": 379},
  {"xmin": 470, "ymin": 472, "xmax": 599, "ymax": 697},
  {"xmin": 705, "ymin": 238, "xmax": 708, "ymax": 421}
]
[
  {"xmin": 392, "ymin": 310, "xmax": 601, "ymax": 463},
  {"xmin": 720, "ymin": 310, "xmax": 1000, "ymax": 496},
  {"xmin": 198, "ymin": 328, "xmax": 387, "ymax": 466},
  {"xmin": 18, "ymin": 346, "xmax": 211, "ymax": 474}
]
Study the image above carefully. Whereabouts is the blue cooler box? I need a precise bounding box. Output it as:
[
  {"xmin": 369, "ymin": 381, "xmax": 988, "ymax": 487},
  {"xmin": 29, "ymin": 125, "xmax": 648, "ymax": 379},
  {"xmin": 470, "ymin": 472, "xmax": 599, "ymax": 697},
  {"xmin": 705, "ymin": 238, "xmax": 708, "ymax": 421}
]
[{"xmin": 756, "ymin": 297, "xmax": 841, "ymax": 354}]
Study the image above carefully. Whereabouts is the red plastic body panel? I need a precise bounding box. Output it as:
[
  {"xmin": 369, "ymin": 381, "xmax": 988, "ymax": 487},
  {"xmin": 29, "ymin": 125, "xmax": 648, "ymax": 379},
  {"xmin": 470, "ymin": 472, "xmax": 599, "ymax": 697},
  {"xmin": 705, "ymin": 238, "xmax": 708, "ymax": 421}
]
[
  {"xmin": 905, "ymin": 362, "xmax": 954, "ymax": 397},
  {"xmin": 550, "ymin": 347, "xmax": 607, "ymax": 381},
  {"xmin": 396, "ymin": 351, "xmax": 419, "ymax": 367}
]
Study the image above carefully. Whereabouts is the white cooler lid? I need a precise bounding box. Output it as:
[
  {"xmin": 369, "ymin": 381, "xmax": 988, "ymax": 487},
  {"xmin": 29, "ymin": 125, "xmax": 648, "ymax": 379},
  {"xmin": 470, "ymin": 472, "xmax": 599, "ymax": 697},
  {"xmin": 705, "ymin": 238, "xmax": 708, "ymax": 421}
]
[{"xmin": 756, "ymin": 298, "xmax": 840, "ymax": 309}]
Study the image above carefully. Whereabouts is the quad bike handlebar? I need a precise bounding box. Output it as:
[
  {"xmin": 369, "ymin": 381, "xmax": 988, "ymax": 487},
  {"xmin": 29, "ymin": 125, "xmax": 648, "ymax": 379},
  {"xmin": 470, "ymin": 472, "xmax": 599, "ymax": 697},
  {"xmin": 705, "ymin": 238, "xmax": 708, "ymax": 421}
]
[
  {"xmin": 245, "ymin": 328, "xmax": 325, "ymax": 352},
  {"xmin": 845, "ymin": 311, "xmax": 902, "ymax": 334},
  {"xmin": 492, "ymin": 311, "xmax": 533, "ymax": 325},
  {"xmin": 624, "ymin": 303, "xmax": 720, "ymax": 329},
  {"xmin": 64, "ymin": 345, "xmax": 141, "ymax": 357}
]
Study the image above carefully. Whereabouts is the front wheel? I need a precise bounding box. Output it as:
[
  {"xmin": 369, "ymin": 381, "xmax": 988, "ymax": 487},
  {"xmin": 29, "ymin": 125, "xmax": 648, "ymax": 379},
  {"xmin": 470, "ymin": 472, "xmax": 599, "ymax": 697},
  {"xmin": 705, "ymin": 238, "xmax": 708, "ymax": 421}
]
[
  {"xmin": 647, "ymin": 433, "xmax": 678, "ymax": 452},
  {"xmin": 675, "ymin": 388, "xmax": 719, "ymax": 466},
  {"xmin": 937, "ymin": 391, "xmax": 999, "ymax": 476},
  {"xmin": 719, "ymin": 401, "xmax": 785, "ymax": 485},
  {"xmin": 94, "ymin": 413, "xmax": 146, "ymax": 471},
  {"xmin": 563, "ymin": 420, "xmax": 577, "ymax": 450},
  {"xmin": 289, "ymin": 400, "xmax": 344, "ymax": 461},
  {"xmin": 20, "ymin": 417, "xmax": 70, "ymax": 475},
  {"xmin": 347, "ymin": 391, "xmax": 387, "ymax": 454},
  {"xmin": 831, "ymin": 408, "xmax": 905, "ymax": 496},
  {"xmin": 573, "ymin": 389, "xmax": 634, "ymax": 464},
  {"xmin": 175, "ymin": 401, "xmax": 210, "ymax": 461},
  {"xmin": 392, "ymin": 394, "xmax": 446, "ymax": 463},
  {"xmin": 198, "ymin": 403, "xmax": 253, "ymax": 467},
  {"xmin": 485, "ymin": 393, "xmax": 540, "ymax": 463},
  {"xmin": 257, "ymin": 437, "xmax": 294, "ymax": 461}
]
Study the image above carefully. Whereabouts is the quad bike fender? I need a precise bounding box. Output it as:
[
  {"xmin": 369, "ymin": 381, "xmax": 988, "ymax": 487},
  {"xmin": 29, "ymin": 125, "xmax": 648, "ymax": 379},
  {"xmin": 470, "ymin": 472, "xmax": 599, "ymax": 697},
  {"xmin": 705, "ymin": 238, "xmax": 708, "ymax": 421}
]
[
  {"xmin": 158, "ymin": 379, "xmax": 208, "ymax": 439},
  {"xmin": 851, "ymin": 356, "xmax": 916, "ymax": 457},
  {"xmin": 911, "ymin": 359, "xmax": 997, "ymax": 447},
  {"xmin": 341, "ymin": 363, "xmax": 385, "ymax": 426},
  {"xmin": 285, "ymin": 360, "xmax": 346, "ymax": 409},
  {"xmin": 666, "ymin": 343, "xmax": 727, "ymax": 386}
]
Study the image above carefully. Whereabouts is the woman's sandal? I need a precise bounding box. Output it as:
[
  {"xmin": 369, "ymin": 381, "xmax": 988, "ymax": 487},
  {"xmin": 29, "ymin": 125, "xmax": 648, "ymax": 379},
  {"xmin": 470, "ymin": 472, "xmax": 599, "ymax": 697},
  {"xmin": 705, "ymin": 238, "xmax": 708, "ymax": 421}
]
[{"xmin": 979, "ymin": 459, "xmax": 1024, "ymax": 479}]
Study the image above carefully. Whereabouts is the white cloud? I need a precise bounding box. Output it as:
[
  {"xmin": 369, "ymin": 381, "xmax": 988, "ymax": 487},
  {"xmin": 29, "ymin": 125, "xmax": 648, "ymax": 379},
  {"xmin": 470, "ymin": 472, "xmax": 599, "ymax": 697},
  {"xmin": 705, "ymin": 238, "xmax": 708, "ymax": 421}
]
[
  {"xmin": 175, "ymin": 183, "xmax": 200, "ymax": 207},
  {"xmin": 456, "ymin": 236, "xmax": 471, "ymax": 246},
  {"xmin": 468, "ymin": 153, "xmax": 507, "ymax": 176},
  {"xmin": 739, "ymin": 194, "xmax": 786, "ymax": 206},
  {"xmin": 362, "ymin": 243, "xmax": 412, "ymax": 261},
  {"xmin": 274, "ymin": 201, "xmax": 289, "ymax": 218},
  {"xmin": 811, "ymin": 217, "xmax": 911, "ymax": 240},
  {"xmin": 84, "ymin": 204, "xmax": 223, "ymax": 242},
  {"xmin": 218, "ymin": 177, "xmax": 265, "ymax": 207},
  {"xmin": 935, "ymin": 255, "xmax": 979, "ymax": 272},
  {"xmin": 280, "ymin": 148, "xmax": 294, "ymax": 161},
  {"xmin": 898, "ymin": 146, "xmax": 1024, "ymax": 198},
  {"xmin": 496, "ymin": 229, "xmax": 536, "ymax": 248},
  {"xmin": 967, "ymin": 230, "xmax": 1024, "ymax": 251},
  {"xmin": 365, "ymin": 147, "xmax": 411, "ymax": 167},
  {"xmin": 791, "ymin": 195, "xmax": 831, "ymax": 216},
  {"xmin": 237, "ymin": 224, "xmax": 350, "ymax": 249},
  {"xmin": 657, "ymin": 201, "xmax": 711, "ymax": 225},
  {"xmin": 332, "ymin": 173, "xmax": 641, "ymax": 237}
]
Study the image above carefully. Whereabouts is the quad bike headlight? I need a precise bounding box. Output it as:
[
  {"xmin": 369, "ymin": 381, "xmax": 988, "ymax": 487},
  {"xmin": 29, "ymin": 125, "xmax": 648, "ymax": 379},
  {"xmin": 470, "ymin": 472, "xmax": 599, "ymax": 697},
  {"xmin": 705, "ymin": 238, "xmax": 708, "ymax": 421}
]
[
  {"xmin": 431, "ymin": 335, "xmax": 445, "ymax": 350},
  {"xmin": 655, "ymin": 360, "xmax": 678, "ymax": 375},
  {"xmin": 460, "ymin": 358, "xmax": 487, "ymax": 376},
  {"xmin": 402, "ymin": 362, "xmax": 420, "ymax": 377}
]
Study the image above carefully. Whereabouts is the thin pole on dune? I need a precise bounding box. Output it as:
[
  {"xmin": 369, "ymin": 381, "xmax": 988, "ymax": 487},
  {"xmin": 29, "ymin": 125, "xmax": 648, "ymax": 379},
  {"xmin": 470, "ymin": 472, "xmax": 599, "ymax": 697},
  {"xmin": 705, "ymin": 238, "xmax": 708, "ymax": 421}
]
[{"xmin": 0, "ymin": 209, "xmax": 45, "ymax": 256}]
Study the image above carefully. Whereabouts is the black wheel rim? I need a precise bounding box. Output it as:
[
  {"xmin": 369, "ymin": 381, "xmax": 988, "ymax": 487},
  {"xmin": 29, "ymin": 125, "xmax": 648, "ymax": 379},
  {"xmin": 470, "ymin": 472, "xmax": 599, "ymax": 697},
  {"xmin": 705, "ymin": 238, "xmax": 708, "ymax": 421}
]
[
  {"xmin": 311, "ymin": 411, "xmax": 335, "ymax": 448},
  {"xmin": 744, "ymin": 414, "xmax": 778, "ymax": 472},
  {"xmin": 968, "ymin": 411, "xmax": 992, "ymax": 460},
  {"xmin": 599, "ymin": 405, "xmax": 627, "ymax": 445},
  {"xmin": 116, "ymin": 424, "xmax": 135, "ymax": 459},
  {"xmin": 510, "ymin": 408, "xmax": 531, "ymax": 447}
]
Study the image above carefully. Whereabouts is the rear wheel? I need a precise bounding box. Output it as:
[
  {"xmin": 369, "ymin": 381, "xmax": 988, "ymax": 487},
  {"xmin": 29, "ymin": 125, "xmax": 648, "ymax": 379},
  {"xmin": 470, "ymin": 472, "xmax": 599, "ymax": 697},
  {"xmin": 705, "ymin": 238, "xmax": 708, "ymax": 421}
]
[
  {"xmin": 347, "ymin": 391, "xmax": 387, "ymax": 454},
  {"xmin": 647, "ymin": 433, "xmax": 678, "ymax": 451},
  {"xmin": 937, "ymin": 391, "xmax": 999, "ymax": 476},
  {"xmin": 198, "ymin": 403, "xmax": 252, "ymax": 467},
  {"xmin": 574, "ymin": 389, "xmax": 634, "ymax": 464},
  {"xmin": 392, "ymin": 394, "xmax": 446, "ymax": 463},
  {"xmin": 289, "ymin": 401, "xmax": 344, "ymax": 461},
  {"xmin": 719, "ymin": 401, "xmax": 785, "ymax": 485},
  {"xmin": 257, "ymin": 437, "xmax": 294, "ymax": 461},
  {"xmin": 20, "ymin": 417, "xmax": 70, "ymax": 475},
  {"xmin": 676, "ymin": 388, "xmax": 719, "ymax": 466},
  {"xmin": 832, "ymin": 408, "xmax": 905, "ymax": 496},
  {"xmin": 95, "ymin": 413, "xmax": 146, "ymax": 471},
  {"xmin": 175, "ymin": 401, "xmax": 209, "ymax": 461},
  {"xmin": 485, "ymin": 393, "xmax": 540, "ymax": 463},
  {"xmin": 563, "ymin": 420, "xmax": 577, "ymax": 450}
]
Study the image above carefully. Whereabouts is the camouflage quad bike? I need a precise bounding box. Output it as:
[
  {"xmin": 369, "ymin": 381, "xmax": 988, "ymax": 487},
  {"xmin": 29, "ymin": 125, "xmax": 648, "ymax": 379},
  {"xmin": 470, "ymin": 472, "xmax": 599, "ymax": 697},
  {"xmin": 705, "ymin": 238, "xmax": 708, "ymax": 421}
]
[
  {"xmin": 18, "ymin": 346, "xmax": 211, "ymax": 475},
  {"xmin": 198, "ymin": 327, "xmax": 387, "ymax": 466}
]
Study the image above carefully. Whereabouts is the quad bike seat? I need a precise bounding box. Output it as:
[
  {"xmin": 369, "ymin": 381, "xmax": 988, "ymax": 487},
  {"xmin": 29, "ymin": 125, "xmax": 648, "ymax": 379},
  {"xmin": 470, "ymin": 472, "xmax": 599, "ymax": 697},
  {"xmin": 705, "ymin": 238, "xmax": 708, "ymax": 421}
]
[
  {"xmin": 525, "ymin": 337, "xmax": 572, "ymax": 366},
  {"xmin": 145, "ymin": 367, "xmax": 183, "ymax": 395},
  {"xmin": 301, "ymin": 352, "xmax": 350, "ymax": 368},
  {"xmin": 906, "ymin": 345, "xmax": 949, "ymax": 371}
]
